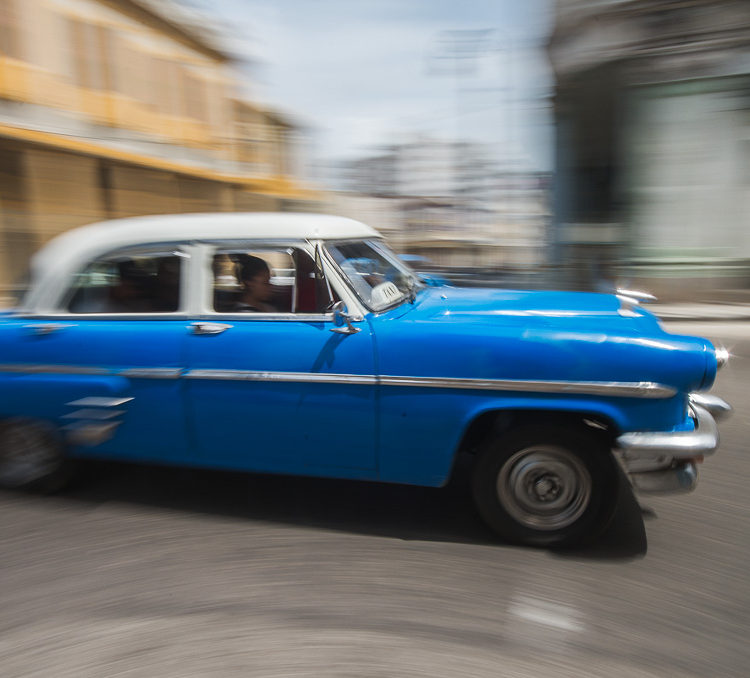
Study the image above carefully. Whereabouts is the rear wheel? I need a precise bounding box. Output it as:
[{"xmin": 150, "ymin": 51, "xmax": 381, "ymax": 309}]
[
  {"xmin": 0, "ymin": 419, "xmax": 69, "ymax": 492},
  {"xmin": 473, "ymin": 424, "xmax": 618, "ymax": 547}
]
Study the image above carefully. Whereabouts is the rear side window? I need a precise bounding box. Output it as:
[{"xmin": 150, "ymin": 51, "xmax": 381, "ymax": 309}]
[{"xmin": 66, "ymin": 252, "xmax": 184, "ymax": 314}]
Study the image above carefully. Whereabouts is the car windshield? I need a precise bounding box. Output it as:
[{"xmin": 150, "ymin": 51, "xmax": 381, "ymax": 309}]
[{"xmin": 326, "ymin": 239, "xmax": 422, "ymax": 312}]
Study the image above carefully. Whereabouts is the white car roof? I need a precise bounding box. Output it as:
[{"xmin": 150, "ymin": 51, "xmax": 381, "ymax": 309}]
[{"xmin": 24, "ymin": 212, "xmax": 381, "ymax": 312}]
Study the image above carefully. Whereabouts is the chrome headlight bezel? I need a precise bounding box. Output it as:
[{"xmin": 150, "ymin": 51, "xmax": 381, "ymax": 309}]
[{"xmin": 715, "ymin": 346, "xmax": 729, "ymax": 371}]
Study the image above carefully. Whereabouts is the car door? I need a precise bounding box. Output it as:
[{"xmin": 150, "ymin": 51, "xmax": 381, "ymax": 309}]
[
  {"xmin": 0, "ymin": 247, "xmax": 190, "ymax": 463},
  {"xmin": 183, "ymin": 242, "xmax": 377, "ymax": 476}
]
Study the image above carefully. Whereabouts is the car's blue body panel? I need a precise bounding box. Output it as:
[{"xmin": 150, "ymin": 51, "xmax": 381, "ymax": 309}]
[
  {"xmin": 184, "ymin": 317, "xmax": 377, "ymax": 473},
  {"xmin": 0, "ymin": 319, "xmax": 189, "ymax": 463},
  {"xmin": 0, "ymin": 284, "xmax": 716, "ymax": 488},
  {"xmin": 367, "ymin": 287, "xmax": 711, "ymax": 485},
  {"xmin": 379, "ymin": 287, "xmax": 712, "ymax": 389}
]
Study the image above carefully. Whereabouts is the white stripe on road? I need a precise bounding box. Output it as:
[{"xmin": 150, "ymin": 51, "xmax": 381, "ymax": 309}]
[{"xmin": 509, "ymin": 596, "xmax": 585, "ymax": 632}]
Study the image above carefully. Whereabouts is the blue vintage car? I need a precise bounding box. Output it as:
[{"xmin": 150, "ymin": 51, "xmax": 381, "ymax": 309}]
[{"xmin": 0, "ymin": 213, "xmax": 731, "ymax": 546}]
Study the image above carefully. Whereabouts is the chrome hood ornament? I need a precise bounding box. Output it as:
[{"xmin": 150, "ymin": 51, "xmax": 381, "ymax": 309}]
[{"xmin": 616, "ymin": 288, "xmax": 657, "ymax": 305}]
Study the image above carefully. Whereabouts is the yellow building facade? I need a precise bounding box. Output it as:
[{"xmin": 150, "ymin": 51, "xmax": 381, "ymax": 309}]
[{"xmin": 0, "ymin": 0, "xmax": 313, "ymax": 295}]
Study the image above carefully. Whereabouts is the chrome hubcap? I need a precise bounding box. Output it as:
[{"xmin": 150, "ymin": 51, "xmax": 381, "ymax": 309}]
[
  {"xmin": 533, "ymin": 475, "xmax": 560, "ymax": 501},
  {"xmin": 497, "ymin": 445, "xmax": 592, "ymax": 531}
]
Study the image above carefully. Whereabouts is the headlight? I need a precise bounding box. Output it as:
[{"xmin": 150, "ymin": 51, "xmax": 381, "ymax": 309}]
[{"xmin": 715, "ymin": 346, "xmax": 729, "ymax": 370}]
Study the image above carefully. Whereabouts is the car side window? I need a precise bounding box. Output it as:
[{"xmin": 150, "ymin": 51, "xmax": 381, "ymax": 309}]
[
  {"xmin": 212, "ymin": 247, "xmax": 335, "ymax": 314},
  {"xmin": 66, "ymin": 252, "xmax": 183, "ymax": 314}
]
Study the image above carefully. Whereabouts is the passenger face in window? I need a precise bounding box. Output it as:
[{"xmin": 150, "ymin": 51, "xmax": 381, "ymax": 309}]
[
  {"xmin": 246, "ymin": 269, "xmax": 272, "ymax": 302},
  {"xmin": 235, "ymin": 255, "xmax": 275, "ymax": 312}
]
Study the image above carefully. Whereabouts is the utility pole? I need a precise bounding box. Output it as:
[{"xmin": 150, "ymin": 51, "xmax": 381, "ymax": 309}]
[
  {"xmin": 430, "ymin": 28, "xmax": 516, "ymax": 256},
  {"xmin": 430, "ymin": 30, "xmax": 495, "ymax": 234}
]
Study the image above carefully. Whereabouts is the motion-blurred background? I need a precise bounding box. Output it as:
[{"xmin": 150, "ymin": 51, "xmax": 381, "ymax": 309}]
[{"xmin": 0, "ymin": 0, "xmax": 747, "ymax": 303}]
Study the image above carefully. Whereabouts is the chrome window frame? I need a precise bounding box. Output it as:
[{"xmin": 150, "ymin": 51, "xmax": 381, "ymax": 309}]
[
  {"xmin": 205, "ymin": 243, "xmax": 300, "ymax": 314},
  {"xmin": 19, "ymin": 238, "xmax": 368, "ymax": 324},
  {"xmin": 192, "ymin": 239, "xmax": 366, "ymax": 323},
  {"xmin": 322, "ymin": 238, "xmax": 420, "ymax": 314},
  {"xmin": 41, "ymin": 242, "xmax": 195, "ymax": 319}
]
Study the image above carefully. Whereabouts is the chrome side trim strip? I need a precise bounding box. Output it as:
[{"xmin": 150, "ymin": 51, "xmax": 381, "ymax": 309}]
[
  {"xmin": 379, "ymin": 375, "xmax": 676, "ymax": 398},
  {"xmin": 0, "ymin": 363, "xmax": 109, "ymax": 375},
  {"xmin": 119, "ymin": 368, "xmax": 183, "ymax": 379},
  {"xmin": 184, "ymin": 370, "xmax": 378, "ymax": 386},
  {"xmin": 0, "ymin": 364, "xmax": 182, "ymax": 379},
  {"xmin": 185, "ymin": 370, "xmax": 674, "ymax": 398},
  {"xmin": 0, "ymin": 363, "xmax": 676, "ymax": 398}
]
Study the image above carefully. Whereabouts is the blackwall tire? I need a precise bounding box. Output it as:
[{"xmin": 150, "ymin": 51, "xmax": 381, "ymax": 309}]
[
  {"xmin": 0, "ymin": 419, "xmax": 70, "ymax": 492},
  {"xmin": 473, "ymin": 424, "xmax": 618, "ymax": 547}
]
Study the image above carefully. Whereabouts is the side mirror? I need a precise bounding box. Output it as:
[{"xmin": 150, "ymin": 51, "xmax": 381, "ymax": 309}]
[{"xmin": 330, "ymin": 300, "xmax": 361, "ymax": 335}]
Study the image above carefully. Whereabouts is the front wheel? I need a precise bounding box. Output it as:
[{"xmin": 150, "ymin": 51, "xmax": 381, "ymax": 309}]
[{"xmin": 472, "ymin": 424, "xmax": 618, "ymax": 547}]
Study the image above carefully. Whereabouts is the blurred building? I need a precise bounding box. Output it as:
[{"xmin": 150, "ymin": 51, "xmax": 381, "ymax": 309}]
[
  {"xmin": 341, "ymin": 137, "xmax": 550, "ymax": 273},
  {"xmin": 549, "ymin": 0, "xmax": 750, "ymax": 300},
  {"xmin": 0, "ymin": 0, "xmax": 313, "ymax": 295}
]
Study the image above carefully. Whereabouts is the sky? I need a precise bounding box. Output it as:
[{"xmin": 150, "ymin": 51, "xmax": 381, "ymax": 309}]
[{"xmin": 185, "ymin": 0, "xmax": 555, "ymax": 174}]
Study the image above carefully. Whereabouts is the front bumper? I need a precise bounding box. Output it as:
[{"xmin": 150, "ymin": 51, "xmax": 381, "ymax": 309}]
[{"xmin": 614, "ymin": 394, "xmax": 731, "ymax": 494}]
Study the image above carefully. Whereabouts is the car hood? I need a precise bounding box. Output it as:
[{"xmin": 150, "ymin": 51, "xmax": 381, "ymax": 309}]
[
  {"xmin": 375, "ymin": 287, "xmax": 716, "ymax": 393},
  {"xmin": 401, "ymin": 286, "xmax": 657, "ymax": 330}
]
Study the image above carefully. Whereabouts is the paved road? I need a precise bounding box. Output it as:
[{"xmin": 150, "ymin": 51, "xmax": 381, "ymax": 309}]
[{"xmin": 1, "ymin": 321, "xmax": 748, "ymax": 678}]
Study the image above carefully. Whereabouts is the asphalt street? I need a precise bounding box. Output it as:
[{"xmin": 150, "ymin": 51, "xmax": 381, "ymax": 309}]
[{"xmin": 1, "ymin": 320, "xmax": 748, "ymax": 678}]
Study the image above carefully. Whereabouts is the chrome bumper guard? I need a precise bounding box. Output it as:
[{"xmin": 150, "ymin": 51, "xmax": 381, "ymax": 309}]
[{"xmin": 614, "ymin": 394, "xmax": 731, "ymax": 494}]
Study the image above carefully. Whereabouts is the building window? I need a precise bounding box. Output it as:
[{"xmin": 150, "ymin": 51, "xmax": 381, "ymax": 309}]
[
  {"xmin": 0, "ymin": 0, "xmax": 20, "ymax": 59},
  {"xmin": 69, "ymin": 19, "xmax": 113, "ymax": 91},
  {"xmin": 182, "ymin": 69, "xmax": 208, "ymax": 123}
]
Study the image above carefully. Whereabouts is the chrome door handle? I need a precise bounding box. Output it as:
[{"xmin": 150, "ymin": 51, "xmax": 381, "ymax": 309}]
[
  {"xmin": 191, "ymin": 322, "xmax": 233, "ymax": 335},
  {"xmin": 24, "ymin": 323, "xmax": 68, "ymax": 336}
]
